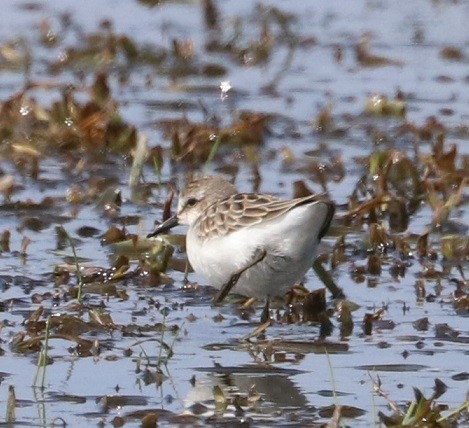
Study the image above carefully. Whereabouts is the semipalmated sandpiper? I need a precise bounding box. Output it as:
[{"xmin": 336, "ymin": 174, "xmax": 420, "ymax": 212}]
[{"xmin": 148, "ymin": 176, "xmax": 334, "ymax": 301}]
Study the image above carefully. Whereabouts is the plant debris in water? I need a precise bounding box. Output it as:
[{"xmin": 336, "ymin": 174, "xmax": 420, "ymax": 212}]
[{"xmin": 0, "ymin": 0, "xmax": 468, "ymax": 426}]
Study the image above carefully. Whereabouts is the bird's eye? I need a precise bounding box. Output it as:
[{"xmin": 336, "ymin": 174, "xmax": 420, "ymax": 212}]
[{"xmin": 186, "ymin": 198, "xmax": 198, "ymax": 207}]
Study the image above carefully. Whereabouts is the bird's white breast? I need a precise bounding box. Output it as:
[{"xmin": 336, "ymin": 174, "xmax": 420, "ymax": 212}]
[{"xmin": 185, "ymin": 201, "xmax": 329, "ymax": 298}]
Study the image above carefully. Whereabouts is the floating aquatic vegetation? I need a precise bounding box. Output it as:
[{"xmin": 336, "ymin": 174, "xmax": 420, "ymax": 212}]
[
  {"xmin": 0, "ymin": 38, "xmax": 31, "ymax": 72},
  {"xmin": 440, "ymin": 46, "xmax": 465, "ymax": 61},
  {"xmin": 355, "ymin": 34, "xmax": 403, "ymax": 67},
  {"xmin": 375, "ymin": 376, "xmax": 469, "ymax": 427},
  {"xmin": 50, "ymin": 21, "xmax": 166, "ymax": 72},
  {"xmin": 168, "ymin": 113, "xmax": 266, "ymax": 163},
  {"xmin": 313, "ymin": 103, "xmax": 334, "ymax": 132},
  {"xmin": 203, "ymin": 0, "xmax": 297, "ymax": 66},
  {"xmin": 365, "ymin": 93, "xmax": 406, "ymax": 118},
  {"xmin": 0, "ymin": 73, "xmax": 137, "ymax": 164},
  {"xmin": 441, "ymin": 235, "xmax": 469, "ymax": 262}
]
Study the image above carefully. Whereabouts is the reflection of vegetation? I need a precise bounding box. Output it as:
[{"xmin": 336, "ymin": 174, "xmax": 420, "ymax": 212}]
[
  {"xmin": 58, "ymin": 226, "xmax": 85, "ymax": 302},
  {"xmin": 33, "ymin": 316, "xmax": 51, "ymax": 388}
]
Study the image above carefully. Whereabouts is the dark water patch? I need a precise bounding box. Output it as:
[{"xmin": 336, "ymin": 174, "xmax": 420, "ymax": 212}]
[
  {"xmin": 451, "ymin": 372, "xmax": 469, "ymax": 381},
  {"xmin": 316, "ymin": 389, "xmax": 353, "ymax": 397},
  {"xmin": 46, "ymin": 392, "xmax": 87, "ymax": 404},
  {"xmin": 319, "ymin": 404, "xmax": 367, "ymax": 419},
  {"xmin": 355, "ymin": 364, "xmax": 427, "ymax": 372},
  {"xmin": 0, "ymin": 372, "xmax": 11, "ymax": 382},
  {"xmin": 194, "ymin": 364, "xmax": 304, "ymax": 376},
  {"xmin": 204, "ymin": 339, "xmax": 349, "ymax": 355},
  {"xmin": 95, "ymin": 394, "xmax": 149, "ymax": 408}
]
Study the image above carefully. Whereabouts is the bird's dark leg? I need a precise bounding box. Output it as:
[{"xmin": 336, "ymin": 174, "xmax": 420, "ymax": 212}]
[
  {"xmin": 313, "ymin": 259, "xmax": 345, "ymax": 299},
  {"xmin": 213, "ymin": 249, "xmax": 267, "ymax": 305},
  {"xmin": 260, "ymin": 297, "xmax": 271, "ymax": 324}
]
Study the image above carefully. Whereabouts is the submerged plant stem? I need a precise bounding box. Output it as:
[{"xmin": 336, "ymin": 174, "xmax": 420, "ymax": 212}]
[
  {"xmin": 129, "ymin": 132, "xmax": 148, "ymax": 193},
  {"xmin": 58, "ymin": 226, "xmax": 84, "ymax": 302},
  {"xmin": 157, "ymin": 312, "xmax": 166, "ymax": 368},
  {"xmin": 325, "ymin": 351, "xmax": 345, "ymax": 427},
  {"xmin": 326, "ymin": 351, "xmax": 339, "ymax": 405},
  {"xmin": 33, "ymin": 316, "xmax": 51, "ymax": 389},
  {"xmin": 437, "ymin": 401, "xmax": 469, "ymax": 423},
  {"xmin": 204, "ymin": 134, "xmax": 222, "ymax": 170},
  {"xmin": 6, "ymin": 385, "xmax": 16, "ymax": 423},
  {"xmin": 41, "ymin": 316, "xmax": 51, "ymax": 388}
]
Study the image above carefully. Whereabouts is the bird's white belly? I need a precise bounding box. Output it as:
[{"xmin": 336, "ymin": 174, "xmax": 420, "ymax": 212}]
[
  {"xmin": 185, "ymin": 203, "xmax": 325, "ymax": 298},
  {"xmin": 186, "ymin": 227, "xmax": 257, "ymax": 289}
]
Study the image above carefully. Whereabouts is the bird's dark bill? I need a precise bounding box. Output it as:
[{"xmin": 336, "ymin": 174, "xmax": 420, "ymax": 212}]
[{"xmin": 147, "ymin": 215, "xmax": 179, "ymax": 237}]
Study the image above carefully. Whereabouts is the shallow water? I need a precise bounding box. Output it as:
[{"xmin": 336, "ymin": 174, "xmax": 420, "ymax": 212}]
[{"xmin": 0, "ymin": 0, "xmax": 468, "ymax": 426}]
